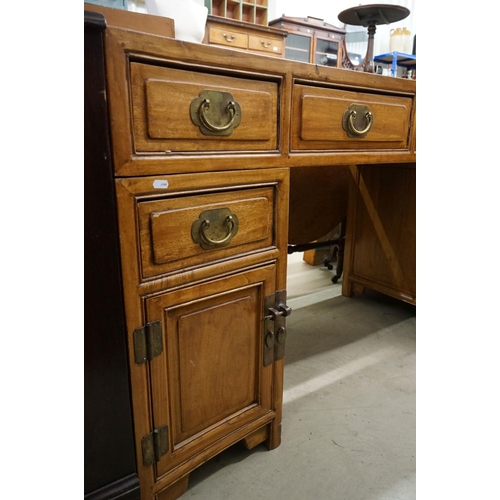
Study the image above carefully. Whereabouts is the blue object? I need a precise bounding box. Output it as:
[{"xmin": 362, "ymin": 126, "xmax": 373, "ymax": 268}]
[{"xmin": 374, "ymin": 52, "xmax": 416, "ymax": 77}]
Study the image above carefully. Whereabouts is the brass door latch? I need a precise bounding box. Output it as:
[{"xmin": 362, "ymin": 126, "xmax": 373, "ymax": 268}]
[{"xmin": 264, "ymin": 290, "xmax": 292, "ymax": 366}]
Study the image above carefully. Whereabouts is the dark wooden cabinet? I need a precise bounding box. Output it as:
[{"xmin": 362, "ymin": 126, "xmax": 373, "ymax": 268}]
[
  {"xmin": 84, "ymin": 11, "xmax": 140, "ymax": 500},
  {"xmin": 268, "ymin": 15, "xmax": 346, "ymax": 67}
]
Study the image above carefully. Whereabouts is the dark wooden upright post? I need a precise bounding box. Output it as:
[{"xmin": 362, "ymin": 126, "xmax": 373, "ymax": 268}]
[{"xmin": 84, "ymin": 10, "xmax": 140, "ymax": 500}]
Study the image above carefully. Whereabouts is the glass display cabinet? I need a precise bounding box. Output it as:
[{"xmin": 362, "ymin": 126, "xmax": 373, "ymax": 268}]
[{"xmin": 268, "ymin": 15, "xmax": 346, "ymax": 67}]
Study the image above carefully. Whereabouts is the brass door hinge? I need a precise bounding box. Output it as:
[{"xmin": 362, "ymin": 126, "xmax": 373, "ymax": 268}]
[
  {"xmin": 141, "ymin": 425, "xmax": 169, "ymax": 467},
  {"xmin": 133, "ymin": 321, "xmax": 163, "ymax": 364},
  {"xmin": 263, "ymin": 290, "xmax": 291, "ymax": 366}
]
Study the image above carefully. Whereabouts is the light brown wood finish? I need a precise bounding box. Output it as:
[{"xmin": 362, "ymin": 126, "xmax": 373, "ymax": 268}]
[
  {"xmin": 114, "ymin": 168, "xmax": 289, "ymax": 500},
  {"xmin": 102, "ymin": 27, "xmax": 415, "ymax": 177},
  {"xmin": 204, "ymin": 16, "xmax": 287, "ymax": 58},
  {"xmin": 96, "ymin": 13, "xmax": 415, "ymax": 500},
  {"xmin": 206, "ymin": 0, "xmax": 269, "ymax": 26},
  {"xmin": 288, "ymin": 165, "xmax": 350, "ymax": 244},
  {"xmin": 139, "ymin": 187, "xmax": 275, "ymax": 277},
  {"xmin": 208, "ymin": 26, "xmax": 248, "ymax": 49},
  {"xmin": 242, "ymin": 425, "xmax": 270, "ymax": 450},
  {"xmin": 342, "ymin": 164, "xmax": 416, "ymax": 305},
  {"xmin": 147, "ymin": 266, "xmax": 276, "ymax": 479},
  {"xmin": 156, "ymin": 476, "xmax": 189, "ymax": 500},
  {"xmin": 130, "ymin": 63, "xmax": 279, "ymax": 152},
  {"xmin": 292, "ymin": 85, "xmax": 412, "ymax": 151}
]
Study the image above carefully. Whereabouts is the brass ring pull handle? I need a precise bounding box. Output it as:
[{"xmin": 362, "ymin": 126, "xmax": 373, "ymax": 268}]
[
  {"xmin": 261, "ymin": 41, "xmax": 271, "ymax": 47},
  {"xmin": 191, "ymin": 208, "xmax": 239, "ymax": 249},
  {"xmin": 200, "ymin": 215, "xmax": 236, "ymax": 246},
  {"xmin": 348, "ymin": 110, "xmax": 373, "ymax": 136},
  {"xmin": 223, "ymin": 33, "xmax": 235, "ymax": 42},
  {"xmin": 199, "ymin": 99, "xmax": 237, "ymax": 133},
  {"xmin": 342, "ymin": 104, "xmax": 374, "ymax": 138},
  {"xmin": 190, "ymin": 90, "xmax": 242, "ymax": 136}
]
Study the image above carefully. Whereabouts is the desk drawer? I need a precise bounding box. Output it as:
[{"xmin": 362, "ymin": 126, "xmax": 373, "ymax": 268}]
[
  {"xmin": 248, "ymin": 34, "xmax": 284, "ymax": 55},
  {"xmin": 292, "ymin": 84, "xmax": 413, "ymax": 151},
  {"xmin": 130, "ymin": 63, "xmax": 278, "ymax": 153},
  {"xmin": 138, "ymin": 186, "xmax": 275, "ymax": 278},
  {"xmin": 207, "ymin": 26, "xmax": 248, "ymax": 49}
]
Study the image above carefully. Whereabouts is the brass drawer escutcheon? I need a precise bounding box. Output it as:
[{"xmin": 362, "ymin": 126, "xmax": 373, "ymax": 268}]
[
  {"xmin": 191, "ymin": 207, "xmax": 239, "ymax": 249},
  {"xmin": 190, "ymin": 90, "xmax": 242, "ymax": 136},
  {"xmin": 342, "ymin": 103, "xmax": 374, "ymax": 138}
]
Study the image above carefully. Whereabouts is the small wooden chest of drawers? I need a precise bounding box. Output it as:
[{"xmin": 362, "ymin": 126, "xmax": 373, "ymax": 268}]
[{"xmin": 204, "ymin": 15, "xmax": 287, "ymax": 57}]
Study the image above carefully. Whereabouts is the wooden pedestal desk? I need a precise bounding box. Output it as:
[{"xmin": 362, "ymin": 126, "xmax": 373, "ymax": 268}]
[{"xmin": 84, "ymin": 9, "xmax": 415, "ymax": 500}]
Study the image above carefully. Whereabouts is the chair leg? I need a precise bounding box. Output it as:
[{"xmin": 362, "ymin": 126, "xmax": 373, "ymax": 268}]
[
  {"xmin": 322, "ymin": 245, "xmax": 337, "ymax": 271},
  {"xmin": 287, "ymin": 217, "xmax": 347, "ymax": 285},
  {"xmin": 331, "ymin": 217, "xmax": 346, "ymax": 284}
]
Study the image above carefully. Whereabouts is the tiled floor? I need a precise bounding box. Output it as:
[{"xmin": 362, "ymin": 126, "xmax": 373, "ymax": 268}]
[{"xmin": 181, "ymin": 252, "xmax": 416, "ymax": 499}]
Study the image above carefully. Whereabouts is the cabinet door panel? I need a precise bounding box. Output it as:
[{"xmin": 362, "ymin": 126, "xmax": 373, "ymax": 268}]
[
  {"xmin": 171, "ymin": 289, "xmax": 259, "ymax": 441},
  {"xmin": 285, "ymin": 33, "xmax": 311, "ymax": 63},
  {"xmin": 314, "ymin": 38, "xmax": 339, "ymax": 66},
  {"xmin": 146, "ymin": 264, "xmax": 276, "ymax": 478}
]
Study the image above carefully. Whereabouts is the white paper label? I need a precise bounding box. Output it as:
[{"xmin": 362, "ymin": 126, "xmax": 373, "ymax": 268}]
[{"xmin": 153, "ymin": 180, "xmax": 169, "ymax": 189}]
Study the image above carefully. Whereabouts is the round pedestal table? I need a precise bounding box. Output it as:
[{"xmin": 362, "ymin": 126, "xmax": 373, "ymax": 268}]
[{"xmin": 338, "ymin": 4, "xmax": 410, "ymax": 73}]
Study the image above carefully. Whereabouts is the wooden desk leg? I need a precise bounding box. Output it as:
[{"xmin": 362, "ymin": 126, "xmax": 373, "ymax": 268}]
[
  {"xmin": 242, "ymin": 425, "xmax": 270, "ymax": 450},
  {"xmin": 156, "ymin": 475, "xmax": 189, "ymax": 500},
  {"xmin": 342, "ymin": 166, "xmax": 358, "ymax": 298},
  {"xmin": 341, "ymin": 163, "xmax": 415, "ymax": 303}
]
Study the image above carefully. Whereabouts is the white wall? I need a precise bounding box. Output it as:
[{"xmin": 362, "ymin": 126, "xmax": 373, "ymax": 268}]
[
  {"xmin": 127, "ymin": 0, "xmax": 147, "ymax": 13},
  {"xmin": 271, "ymin": 0, "xmax": 416, "ymax": 56}
]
